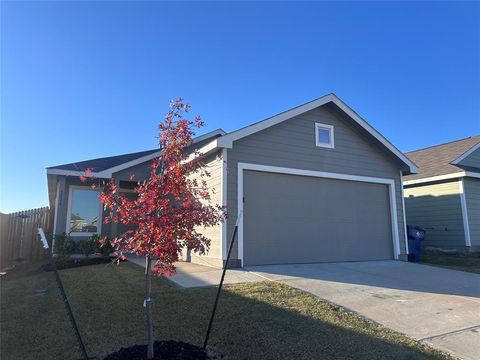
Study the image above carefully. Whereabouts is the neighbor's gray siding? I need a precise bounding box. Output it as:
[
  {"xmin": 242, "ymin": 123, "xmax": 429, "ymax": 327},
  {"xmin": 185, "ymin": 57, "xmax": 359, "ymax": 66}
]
[
  {"xmin": 226, "ymin": 103, "xmax": 408, "ymax": 260},
  {"xmin": 404, "ymin": 180, "xmax": 465, "ymax": 249},
  {"xmin": 458, "ymin": 148, "xmax": 480, "ymax": 169},
  {"xmin": 464, "ymin": 177, "xmax": 480, "ymax": 248}
]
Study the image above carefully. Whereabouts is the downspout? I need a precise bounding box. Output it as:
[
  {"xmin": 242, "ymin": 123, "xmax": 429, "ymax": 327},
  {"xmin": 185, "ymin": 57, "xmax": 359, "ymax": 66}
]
[
  {"xmin": 400, "ymin": 170, "xmax": 409, "ymax": 255},
  {"xmin": 459, "ymin": 178, "xmax": 472, "ymax": 247}
]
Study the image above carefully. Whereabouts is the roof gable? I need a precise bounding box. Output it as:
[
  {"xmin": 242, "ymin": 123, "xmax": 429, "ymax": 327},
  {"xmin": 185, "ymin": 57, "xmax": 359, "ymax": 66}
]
[
  {"xmin": 452, "ymin": 142, "xmax": 480, "ymax": 167},
  {"xmin": 47, "ymin": 129, "xmax": 225, "ymax": 178},
  {"xmin": 47, "ymin": 149, "xmax": 159, "ymax": 173},
  {"xmin": 215, "ymin": 93, "xmax": 417, "ymax": 174},
  {"xmin": 404, "ymin": 136, "xmax": 480, "ymax": 182}
]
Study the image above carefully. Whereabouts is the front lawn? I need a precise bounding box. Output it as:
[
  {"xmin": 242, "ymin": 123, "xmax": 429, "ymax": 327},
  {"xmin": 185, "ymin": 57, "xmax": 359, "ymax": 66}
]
[
  {"xmin": 421, "ymin": 250, "xmax": 480, "ymax": 274},
  {"xmin": 1, "ymin": 261, "xmax": 452, "ymax": 360}
]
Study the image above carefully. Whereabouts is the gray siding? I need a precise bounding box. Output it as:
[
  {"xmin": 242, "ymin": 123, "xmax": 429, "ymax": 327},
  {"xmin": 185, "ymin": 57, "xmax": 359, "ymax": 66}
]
[
  {"xmin": 115, "ymin": 191, "xmax": 138, "ymax": 237},
  {"xmin": 53, "ymin": 152, "xmax": 224, "ymax": 261},
  {"xmin": 53, "ymin": 176, "xmax": 68, "ymax": 235},
  {"xmin": 226, "ymin": 103, "xmax": 408, "ymax": 260},
  {"xmin": 113, "ymin": 160, "xmax": 154, "ymax": 181},
  {"xmin": 464, "ymin": 178, "xmax": 480, "ymax": 247},
  {"xmin": 113, "ymin": 153, "xmax": 224, "ymax": 265},
  {"xmin": 112, "ymin": 160, "xmax": 152, "ymax": 240},
  {"xmin": 458, "ymin": 148, "xmax": 480, "ymax": 169},
  {"xmin": 404, "ymin": 181, "xmax": 466, "ymax": 248}
]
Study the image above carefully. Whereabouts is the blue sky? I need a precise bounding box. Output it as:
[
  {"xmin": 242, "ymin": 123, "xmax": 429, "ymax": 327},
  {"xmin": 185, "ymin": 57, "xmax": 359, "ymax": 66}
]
[{"xmin": 1, "ymin": 1, "xmax": 479, "ymax": 213}]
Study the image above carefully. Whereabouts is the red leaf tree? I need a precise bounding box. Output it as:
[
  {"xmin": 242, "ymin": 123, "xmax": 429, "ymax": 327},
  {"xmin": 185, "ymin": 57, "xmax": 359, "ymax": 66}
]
[{"xmin": 100, "ymin": 99, "xmax": 225, "ymax": 358}]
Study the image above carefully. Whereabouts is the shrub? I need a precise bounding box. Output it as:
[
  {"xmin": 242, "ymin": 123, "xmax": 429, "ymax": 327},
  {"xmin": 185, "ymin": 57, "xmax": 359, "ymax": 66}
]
[
  {"xmin": 78, "ymin": 237, "xmax": 97, "ymax": 257},
  {"xmin": 54, "ymin": 253, "xmax": 72, "ymax": 269},
  {"xmin": 54, "ymin": 233, "xmax": 77, "ymax": 255},
  {"xmin": 92, "ymin": 234, "xmax": 114, "ymax": 257}
]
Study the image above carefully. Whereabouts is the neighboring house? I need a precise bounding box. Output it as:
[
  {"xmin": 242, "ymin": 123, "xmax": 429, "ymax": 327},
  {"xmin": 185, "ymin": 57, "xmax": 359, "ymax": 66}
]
[
  {"xmin": 46, "ymin": 93, "xmax": 417, "ymax": 268},
  {"xmin": 404, "ymin": 136, "xmax": 480, "ymax": 252}
]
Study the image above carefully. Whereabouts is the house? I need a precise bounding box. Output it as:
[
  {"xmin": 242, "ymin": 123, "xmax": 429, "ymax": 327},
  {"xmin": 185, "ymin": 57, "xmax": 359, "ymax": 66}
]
[
  {"xmin": 46, "ymin": 93, "xmax": 417, "ymax": 268},
  {"xmin": 403, "ymin": 136, "xmax": 480, "ymax": 252}
]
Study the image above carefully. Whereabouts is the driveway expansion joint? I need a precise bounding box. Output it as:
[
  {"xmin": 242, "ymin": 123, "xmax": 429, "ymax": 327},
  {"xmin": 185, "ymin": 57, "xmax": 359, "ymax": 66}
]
[{"xmin": 419, "ymin": 325, "xmax": 480, "ymax": 342}]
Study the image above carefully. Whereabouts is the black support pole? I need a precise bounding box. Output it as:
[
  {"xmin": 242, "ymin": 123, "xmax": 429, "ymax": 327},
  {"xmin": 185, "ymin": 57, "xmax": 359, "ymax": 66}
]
[
  {"xmin": 49, "ymin": 249, "xmax": 90, "ymax": 360},
  {"xmin": 203, "ymin": 213, "xmax": 241, "ymax": 350}
]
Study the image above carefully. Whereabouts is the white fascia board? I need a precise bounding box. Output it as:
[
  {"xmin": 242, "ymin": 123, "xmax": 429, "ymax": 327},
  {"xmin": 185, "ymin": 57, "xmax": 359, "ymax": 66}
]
[
  {"xmin": 105, "ymin": 131, "xmax": 225, "ymax": 175},
  {"xmin": 332, "ymin": 96, "xmax": 418, "ymax": 174},
  {"xmin": 183, "ymin": 139, "xmax": 219, "ymax": 163},
  {"xmin": 238, "ymin": 162, "xmax": 396, "ymax": 185},
  {"xmin": 95, "ymin": 130, "xmax": 226, "ymax": 176},
  {"xmin": 97, "ymin": 151, "xmax": 162, "ymax": 177},
  {"xmin": 216, "ymin": 96, "xmax": 334, "ymax": 149},
  {"xmin": 465, "ymin": 171, "xmax": 480, "ymax": 179},
  {"xmin": 216, "ymin": 94, "xmax": 418, "ymax": 173},
  {"xmin": 46, "ymin": 129, "xmax": 226, "ymax": 179},
  {"xmin": 403, "ymin": 172, "xmax": 466, "ymax": 186},
  {"xmin": 46, "ymin": 142, "xmax": 219, "ymax": 179},
  {"xmin": 46, "ymin": 168, "xmax": 106, "ymax": 178},
  {"xmin": 451, "ymin": 142, "xmax": 480, "ymax": 165},
  {"xmin": 192, "ymin": 128, "xmax": 226, "ymax": 143}
]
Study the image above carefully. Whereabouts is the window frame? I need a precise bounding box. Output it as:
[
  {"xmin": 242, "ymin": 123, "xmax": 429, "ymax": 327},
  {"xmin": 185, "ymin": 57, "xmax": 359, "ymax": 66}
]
[
  {"xmin": 315, "ymin": 123, "xmax": 335, "ymax": 149},
  {"xmin": 66, "ymin": 185, "xmax": 103, "ymax": 236}
]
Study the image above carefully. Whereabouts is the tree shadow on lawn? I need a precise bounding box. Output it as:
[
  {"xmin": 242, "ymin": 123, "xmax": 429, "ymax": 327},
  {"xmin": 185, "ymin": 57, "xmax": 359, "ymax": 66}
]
[{"xmin": 1, "ymin": 262, "xmax": 451, "ymax": 360}]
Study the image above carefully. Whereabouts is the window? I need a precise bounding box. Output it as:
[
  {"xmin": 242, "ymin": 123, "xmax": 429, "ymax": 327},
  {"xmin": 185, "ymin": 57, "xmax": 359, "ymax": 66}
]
[
  {"xmin": 315, "ymin": 123, "xmax": 334, "ymax": 148},
  {"xmin": 67, "ymin": 187, "xmax": 102, "ymax": 235}
]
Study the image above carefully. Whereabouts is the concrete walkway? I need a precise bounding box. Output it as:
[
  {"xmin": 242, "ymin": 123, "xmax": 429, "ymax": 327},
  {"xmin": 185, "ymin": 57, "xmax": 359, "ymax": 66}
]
[
  {"xmin": 246, "ymin": 261, "xmax": 480, "ymax": 360},
  {"xmin": 127, "ymin": 254, "xmax": 262, "ymax": 287}
]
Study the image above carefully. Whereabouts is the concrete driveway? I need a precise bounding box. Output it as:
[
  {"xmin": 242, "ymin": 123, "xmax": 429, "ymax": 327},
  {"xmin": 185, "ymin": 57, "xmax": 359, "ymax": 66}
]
[{"xmin": 246, "ymin": 261, "xmax": 480, "ymax": 360}]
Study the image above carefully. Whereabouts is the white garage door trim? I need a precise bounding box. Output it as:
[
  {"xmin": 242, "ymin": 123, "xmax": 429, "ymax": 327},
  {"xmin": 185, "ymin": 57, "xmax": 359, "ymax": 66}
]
[{"xmin": 237, "ymin": 162, "xmax": 401, "ymax": 266}]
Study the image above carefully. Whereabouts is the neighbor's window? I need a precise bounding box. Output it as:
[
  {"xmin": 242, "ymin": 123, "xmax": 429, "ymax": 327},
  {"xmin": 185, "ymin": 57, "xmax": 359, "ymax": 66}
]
[
  {"xmin": 315, "ymin": 123, "xmax": 334, "ymax": 148},
  {"xmin": 68, "ymin": 188, "xmax": 101, "ymax": 234}
]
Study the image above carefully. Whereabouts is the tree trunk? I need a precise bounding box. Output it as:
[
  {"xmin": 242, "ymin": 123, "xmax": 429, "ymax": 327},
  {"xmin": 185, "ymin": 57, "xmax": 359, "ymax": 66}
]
[{"xmin": 145, "ymin": 255, "xmax": 154, "ymax": 359}]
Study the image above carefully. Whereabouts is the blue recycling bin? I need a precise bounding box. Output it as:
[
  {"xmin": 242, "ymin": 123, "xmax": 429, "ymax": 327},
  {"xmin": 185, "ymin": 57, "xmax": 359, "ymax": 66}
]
[{"xmin": 407, "ymin": 225, "xmax": 426, "ymax": 262}]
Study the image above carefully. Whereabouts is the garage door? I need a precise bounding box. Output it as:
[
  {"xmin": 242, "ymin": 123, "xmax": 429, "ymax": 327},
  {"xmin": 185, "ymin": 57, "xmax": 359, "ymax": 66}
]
[{"xmin": 243, "ymin": 170, "xmax": 393, "ymax": 265}]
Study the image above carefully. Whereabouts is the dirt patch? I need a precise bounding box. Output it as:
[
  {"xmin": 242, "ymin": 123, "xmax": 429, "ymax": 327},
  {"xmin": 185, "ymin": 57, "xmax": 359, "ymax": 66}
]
[
  {"xmin": 42, "ymin": 256, "xmax": 112, "ymax": 271},
  {"xmin": 103, "ymin": 340, "xmax": 210, "ymax": 360}
]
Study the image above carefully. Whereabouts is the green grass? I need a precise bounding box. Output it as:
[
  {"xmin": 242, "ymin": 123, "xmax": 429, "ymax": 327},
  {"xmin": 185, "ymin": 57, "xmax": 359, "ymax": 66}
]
[
  {"xmin": 421, "ymin": 251, "xmax": 480, "ymax": 274},
  {"xmin": 1, "ymin": 261, "xmax": 453, "ymax": 360}
]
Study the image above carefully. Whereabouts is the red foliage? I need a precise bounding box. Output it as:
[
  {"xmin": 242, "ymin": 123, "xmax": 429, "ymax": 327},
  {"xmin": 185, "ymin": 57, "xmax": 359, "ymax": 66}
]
[
  {"xmin": 99, "ymin": 99, "xmax": 225, "ymax": 276},
  {"xmin": 79, "ymin": 168, "xmax": 92, "ymax": 183}
]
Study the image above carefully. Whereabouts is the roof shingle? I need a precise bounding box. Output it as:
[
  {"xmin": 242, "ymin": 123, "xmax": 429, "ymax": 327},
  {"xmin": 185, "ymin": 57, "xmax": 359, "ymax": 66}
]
[
  {"xmin": 404, "ymin": 136, "xmax": 480, "ymax": 181},
  {"xmin": 47, "ymin": 133, "xmax": 221, "ymax": 173}
]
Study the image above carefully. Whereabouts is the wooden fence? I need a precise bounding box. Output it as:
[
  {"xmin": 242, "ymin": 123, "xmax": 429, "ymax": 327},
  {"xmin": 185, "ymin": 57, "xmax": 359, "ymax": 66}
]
[{"xmin": 0, "ymin": 207, "xmax": 51, "ymax": 270}]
